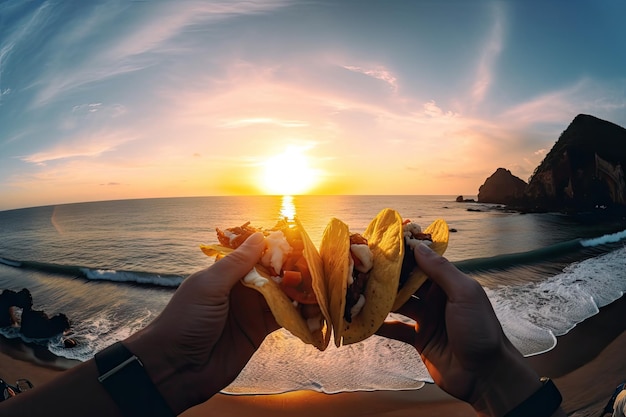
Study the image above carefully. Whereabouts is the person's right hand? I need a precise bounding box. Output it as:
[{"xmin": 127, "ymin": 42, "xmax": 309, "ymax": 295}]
[{"xmin": 377, "ymin": 243, "xmax": 565, "ymax": 417}]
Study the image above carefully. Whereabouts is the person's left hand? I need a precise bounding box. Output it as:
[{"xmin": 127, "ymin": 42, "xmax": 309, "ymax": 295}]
[{"xmin": 124, "ymin": 232, "xmax": 279, "ymax": 414}]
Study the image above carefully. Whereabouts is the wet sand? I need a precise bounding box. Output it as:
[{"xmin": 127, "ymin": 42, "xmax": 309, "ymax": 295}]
[{"xmin": 1, "ymin": 295, "xmax": 625, "ymax": 416}]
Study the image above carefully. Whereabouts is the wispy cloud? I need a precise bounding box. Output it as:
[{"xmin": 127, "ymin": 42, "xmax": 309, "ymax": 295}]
[
  {"xmin": 0, "ymin": 1, "xmax": 54, "ymax": 105},
  {"xmin": 20, "ymin": 131, "xmax": 136, "ymax": 165},
  {"xmin": 29, "ymin": 0, "xmax": 293, "ymax": 108},
  {"xmin": 471, "ymin": 2, "xmax": 504, "ymax": 107},
  {"xmin": 499, "ymin": 78, "xmax": 626, "ymax": 126},
  {"xmin": 342, "ymin": 65, "xmax": 399, "ymax": 93}
]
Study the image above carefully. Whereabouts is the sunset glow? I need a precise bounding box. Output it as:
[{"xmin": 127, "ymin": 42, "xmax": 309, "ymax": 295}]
[
  {"xmin": 260, "ymin": 147, "xmax": 320, "ymax": 196},
  {"xmin": 0, "ymin": 1, "xmax": 624, "ymax": 210}
]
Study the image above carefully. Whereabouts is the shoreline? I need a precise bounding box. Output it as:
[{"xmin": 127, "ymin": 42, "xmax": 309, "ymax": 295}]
[{"xmin": 1, "ymin": 296, "xmax": 625, "ymax": 416}]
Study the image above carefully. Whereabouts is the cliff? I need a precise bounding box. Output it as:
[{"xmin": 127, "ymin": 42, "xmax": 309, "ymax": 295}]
[
  {"xmin": 525, "ymin": 114, "xmax": 626, "ymax": 210},
  {"xmin": 476, "ymin": 114, "xmax": 626, "ymax": 212}
]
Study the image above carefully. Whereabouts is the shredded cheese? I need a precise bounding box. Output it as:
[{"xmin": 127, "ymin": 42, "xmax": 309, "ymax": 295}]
[
  {"xmin": 243, "ymin": 268, "xmax": 269, "ymax": 287},
  {"xmin": 260, "ymin": 230, "xmax": 292, "ymax": 276},
  {"xmin": 350, "ymin": 244, "xmax": 373, "ymax": 273}
]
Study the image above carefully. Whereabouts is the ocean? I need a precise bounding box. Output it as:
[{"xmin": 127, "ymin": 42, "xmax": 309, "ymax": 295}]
[{"xmin": 1, "ymin": 195, "xmax": 625, "ymax": 394}]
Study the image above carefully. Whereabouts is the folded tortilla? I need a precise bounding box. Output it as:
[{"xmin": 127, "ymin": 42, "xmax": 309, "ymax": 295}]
[
  {"xmin": 200, "ymin": 218, "xmax": 332, "ymax": 351},
  {"xmin": 392, "ymin": 218, "xmax": 449, "ymax": 311},
  {"xmin": 320, "ymin": 208, "xmax": 404, "ymax": 346}
]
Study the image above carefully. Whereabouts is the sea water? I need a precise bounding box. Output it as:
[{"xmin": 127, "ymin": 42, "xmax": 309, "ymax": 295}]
[{"xmin": 1, "ymin": 196, "xmax": 625, "ymax": 393}]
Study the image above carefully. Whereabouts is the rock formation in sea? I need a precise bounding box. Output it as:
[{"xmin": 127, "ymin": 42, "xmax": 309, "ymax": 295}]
[
  {"xmin": 477, "ymin": 114, "xmax": 626, "ymax": 212},
  {"xmin": 477, "ymin": 168, "xmax": 527, "ymax": 205},
  {"xmin": 525, "ymin": 114, "xmax": 626, "ymax": 211}
]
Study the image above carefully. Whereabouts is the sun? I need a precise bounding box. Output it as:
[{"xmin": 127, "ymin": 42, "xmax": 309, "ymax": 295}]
[{"xmin": 260, "ymin": 147, "xmax": 319, "ymax": 195}]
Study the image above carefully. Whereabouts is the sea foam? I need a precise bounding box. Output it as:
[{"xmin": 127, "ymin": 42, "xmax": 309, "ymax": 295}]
[
  {"xmin": 79, "ymin": 268, "xmax": 184, "ymax": 287},
  {"xmin": 488, "ymin": 245, "xmax": 626, "ymax": 356},
  {"xmin": 581, "ymin": 228, "xmax": 626, "ymax": 247}
]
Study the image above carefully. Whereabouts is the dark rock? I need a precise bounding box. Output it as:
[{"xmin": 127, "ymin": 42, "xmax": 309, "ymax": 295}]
[
  {"xmin": 0, "ymin": 289, "xmax": 33, "ymax": 327},
  {"xmin": 525, "ymin": 114, "xmax": 626, "ymax": 211},
  {"xmin": 21, "ymin": 308, "xmax": 71, "ymax": 339},
  {"xmin": 478, "ymin": 168, "xmax": 527, "ymax": 204},
  {"xmin": 455, "ymin": 195, "xmax": 476, "ymax": 203}
]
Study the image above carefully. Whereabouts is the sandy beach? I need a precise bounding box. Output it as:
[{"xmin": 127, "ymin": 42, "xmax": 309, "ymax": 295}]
[{"xmin": 1, "ymin": 295, "xmax": 625, "ymax": 417}]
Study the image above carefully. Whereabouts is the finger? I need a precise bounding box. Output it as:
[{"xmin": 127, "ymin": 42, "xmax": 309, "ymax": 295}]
[
  {"xmin": 396, "ymin": 282, "xmax": 445, "ymax": 324},
  {"xmin": 208, "ymin": 232, "xmax": 265, "ymax": 291},
  {"xmin": 231, "ymin": 282, "xmax": 279, "ymax": 338},
  {"xmin": 411, "ymin": 283, "xmax": 447, "ymax": 349},
  {"xmin": 376, "ymin": 321, "xmax": 416, "ymax": 345},
  {"xmin": 263, "ymin": 309, "xmax": 280, "ymax": 334},
  {"xmin": 233, "ymin": 282, "xmax": 279, "ymax": 331},
  {"xmin": 413, "ymin": 243, "xmax": 476, "ymax": 301},
  {"xmin": 394, "ymin": 294, "xmax": 424, "ymax": 321},
  {"xmin": 414, "ymin": 278, "xmax": 433, "ymax": 299}
]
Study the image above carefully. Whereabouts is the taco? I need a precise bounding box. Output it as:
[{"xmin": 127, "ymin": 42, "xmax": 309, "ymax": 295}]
[
  {"xmin": 320, "ymin": 208, "xmax": 404, "ymax": 346},
  {"xmin": 392, "ymin": 217, "xmax": 449, "ymax": 311},
  {"xmin": 200, "ymin": 218, "xmax": 331, "ymax": 351}
]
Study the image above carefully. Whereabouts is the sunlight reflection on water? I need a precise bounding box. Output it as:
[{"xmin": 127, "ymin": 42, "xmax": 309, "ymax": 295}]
[{"xmin": 280, "ymin": 195, "xmax": 296, "ymax": 221}]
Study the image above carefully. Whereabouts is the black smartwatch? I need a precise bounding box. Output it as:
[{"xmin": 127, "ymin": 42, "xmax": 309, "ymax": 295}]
[
  {"xmin": 95, "ymin": 342, "xmax": 175, "ymax": 417},
  {"xmin": 504, "ymin": 377, "xmax": 562, "ymax": 417}
]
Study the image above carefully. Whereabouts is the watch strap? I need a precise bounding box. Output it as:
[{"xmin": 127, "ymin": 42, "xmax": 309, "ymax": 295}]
[
  {"xmin": 95, "ymin": 342, "xmax": 175, "ymax": 417},
  {"xmin": 504, "ymin": 377, "xmax": 562, "ymax": 417}
]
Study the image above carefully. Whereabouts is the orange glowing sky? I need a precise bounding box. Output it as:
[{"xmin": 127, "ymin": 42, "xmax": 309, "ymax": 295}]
[{"xmin": 1, "ymin": 1, "xmax": 625, "ymax": 210}]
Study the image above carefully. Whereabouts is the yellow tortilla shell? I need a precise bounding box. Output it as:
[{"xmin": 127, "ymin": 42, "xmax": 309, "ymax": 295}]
[
  {"xmin": 319, "ymin": 217, "xmax": 350, "ymax": 347},
  {"xmin": 321, "ymin": 208, "xmax": 404, "ymax": 346},
  {"xmin": 392, "ymin": 218, "xmax": 449, "ymax": 311},
  {"xmin": 200, "ymin": 218, "xmax": 331, "ymax": 351}
]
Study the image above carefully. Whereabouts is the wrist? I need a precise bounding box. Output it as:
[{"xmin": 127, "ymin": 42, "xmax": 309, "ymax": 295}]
[
  {"xmin": 123, "ymin": 329, "xmax": 212, "ymax": 415},
  {"xmin": 469, "ymin": 340, "xmax": 544, "ymax": 417}
]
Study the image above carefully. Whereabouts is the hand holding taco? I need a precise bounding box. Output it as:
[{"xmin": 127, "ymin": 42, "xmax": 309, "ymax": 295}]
[
  {"xmin": 201, "ymin": 210, "xmax": 448, "ymax": 350},
  {"xmin": 200, "ymin": 218, "xmax": 332, "ymax": 351},
  {"xmin": 321, "ymin": 209, "xmax": 449, "ymax": 346},
  {"xmin": 394, "ymin": 217, "xmax": 449, "ymax": 311}
]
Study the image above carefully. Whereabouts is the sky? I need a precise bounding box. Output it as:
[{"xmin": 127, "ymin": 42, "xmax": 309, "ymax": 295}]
[{"xmin": 1, "ymin": 0, "xmax": 625, "ymax": 210}]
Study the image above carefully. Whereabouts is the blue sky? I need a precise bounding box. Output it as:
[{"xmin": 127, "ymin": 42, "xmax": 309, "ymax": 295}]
[{"xmin": 1, "ymin": 0, "xmax": 625, "ymax": 210}]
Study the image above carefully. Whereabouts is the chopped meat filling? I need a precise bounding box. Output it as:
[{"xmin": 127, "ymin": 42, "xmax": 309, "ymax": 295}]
[
  {"xmin": 344, "ymin": 233, "xmax": 373, "ymax": 323},
  {"xmin": 399, "ymin": 219, "xmax": 433, "ymax": 289}
]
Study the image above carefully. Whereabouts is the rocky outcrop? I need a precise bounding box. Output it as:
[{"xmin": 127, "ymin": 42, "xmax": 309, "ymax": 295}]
[
  {"xmin": 20, "ymin": 308, "xmax": 70, "ymax": 339},
  {"xmin": 524, "ymin": 114, "xmax": 626, "ymax": 210},
  {"xmin": 476, "ymin": 115, "xmax": 626, "ymax": 212},
  {"xmin": 477, "ymin": 168, "xmax": 527, "ymax": 204},
  {"xmin": 0, "ymin": 289, "xmax": 32, "ymax": 327},
  {"xmin": 456, "ymin": 195, "xmax": 476, "ymax": 203}
]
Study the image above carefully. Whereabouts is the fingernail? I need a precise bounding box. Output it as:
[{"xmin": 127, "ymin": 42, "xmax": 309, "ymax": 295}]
[
  {"xmin": 246, "ymin": 232, "xmax": 264, "ymax": 245},
  {"xmin": 416, "ymin": 242, "xmax": 433, "ymax": 254}
]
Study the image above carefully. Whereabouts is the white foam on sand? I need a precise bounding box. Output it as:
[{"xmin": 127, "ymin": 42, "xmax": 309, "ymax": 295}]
[{"xmin": 224, "ymin": 328, "xmax": 431, "ymax": 395}]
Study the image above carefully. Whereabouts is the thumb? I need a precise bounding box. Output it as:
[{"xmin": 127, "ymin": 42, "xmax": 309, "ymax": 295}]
[
  {"xmin": 208, "ymin": 232, "xmax": 265, "ymax": 291},
  {"xmin": 413, "ymin": 242, "xmax": 469, "ymax": 301}
]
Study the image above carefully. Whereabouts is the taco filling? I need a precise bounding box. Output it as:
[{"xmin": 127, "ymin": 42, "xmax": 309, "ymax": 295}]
[
  {"xmin": 344, "ymin": 233, "xmax": 373, "ymax": 322},
  {"xmin": 399, "ymin": 219, "xmax": 433, "ymax": 289},
  {"xmin": 215, "ymin": 220, "xmax": 322, "ymax": 331},
  {"xmin": 321, "ymin": 209, "xmax": 404, "ymax": 347},
  {"xmin": 392, "ymin": 217, "xmax": 449, "ymax": 311}
]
